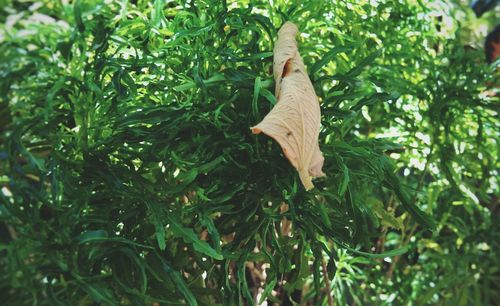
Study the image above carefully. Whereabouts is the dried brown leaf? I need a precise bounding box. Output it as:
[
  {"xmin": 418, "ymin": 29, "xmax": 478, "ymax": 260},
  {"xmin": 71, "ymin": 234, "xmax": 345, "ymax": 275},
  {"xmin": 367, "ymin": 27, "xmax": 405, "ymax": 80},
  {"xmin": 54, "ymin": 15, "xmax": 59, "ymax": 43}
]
[{"xmin": 251, "ymin": 22, "xmax": 325, "ymax": 190}]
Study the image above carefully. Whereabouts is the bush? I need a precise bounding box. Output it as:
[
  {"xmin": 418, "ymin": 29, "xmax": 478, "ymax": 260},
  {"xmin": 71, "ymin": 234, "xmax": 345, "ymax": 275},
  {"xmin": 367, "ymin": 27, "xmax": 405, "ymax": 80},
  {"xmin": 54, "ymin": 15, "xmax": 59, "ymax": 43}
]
[{"xmin": 0, "ymin": 0, "xmax": 498, "ymax": 305}]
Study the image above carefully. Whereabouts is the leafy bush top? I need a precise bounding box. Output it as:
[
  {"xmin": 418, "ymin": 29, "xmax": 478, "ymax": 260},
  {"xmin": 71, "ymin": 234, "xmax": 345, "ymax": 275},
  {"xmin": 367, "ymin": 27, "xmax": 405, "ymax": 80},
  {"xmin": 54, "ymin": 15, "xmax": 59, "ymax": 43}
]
[{"xmin": 0, "ymin": 0, "xmax": 498, "ymax": 305}]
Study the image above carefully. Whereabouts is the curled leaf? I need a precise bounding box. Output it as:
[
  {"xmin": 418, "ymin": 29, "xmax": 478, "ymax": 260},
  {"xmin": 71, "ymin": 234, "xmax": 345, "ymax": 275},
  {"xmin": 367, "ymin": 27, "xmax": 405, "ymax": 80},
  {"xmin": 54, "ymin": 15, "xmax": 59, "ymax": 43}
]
[{"xmin": 251, "ymin": 22, "xmax": 325, "ymax": 190}]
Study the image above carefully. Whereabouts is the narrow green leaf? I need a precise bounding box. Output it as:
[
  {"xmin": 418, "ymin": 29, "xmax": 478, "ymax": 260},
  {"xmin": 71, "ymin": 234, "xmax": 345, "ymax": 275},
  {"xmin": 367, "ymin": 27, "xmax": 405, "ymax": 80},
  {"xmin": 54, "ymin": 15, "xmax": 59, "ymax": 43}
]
[
  {"xmin": 155, "ymin": 253, "xmax": 198, "ymax": 306},
  {"xmin": 200, "ymin": 213, "xmax": 222, "ymax": 253},
  {"xmin": 252, "ymin": 76, "xmax": 262, "ymax": 121},
  {"xmin": 174, "ymin": 74, "xmax": 226, "ymax": 91},
  {"xmin": 258, "ymin": 279, "xmax": 277, "ymax": 304},
  {"xmin": 77, "ymin": 231, "xmax": 154, "ymax": 249},
  {"xmin": 338, "ymin": 161, "xmax": 349, "ymax": 197},
  {"xmin": 260, "ymin": 88, "xmax": 277, "ymax": 105},
  {"xmin": 310, "ymin": 46, "xmax": 351, "ymax": 76},
  {"xmin": 146, "ymin": 202, "xmax": 167, "ymax": 250},
  {"xmin": 77, "ymin": 230, "xmax": 108, "ymax": 243},
  {"xmin": 166, "ymin": 215, "xmax": 223, "ymax": 260},
  {"xmin": 345, "ymin": 49, "xmax": 383, "ymax": 78}
]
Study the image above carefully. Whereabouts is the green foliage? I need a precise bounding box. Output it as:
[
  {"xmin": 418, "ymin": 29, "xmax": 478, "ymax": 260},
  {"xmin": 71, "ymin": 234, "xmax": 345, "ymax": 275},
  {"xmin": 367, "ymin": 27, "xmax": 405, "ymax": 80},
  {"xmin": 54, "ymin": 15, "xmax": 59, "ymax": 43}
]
[{"xmin": 0, "ymin": 0, "xmax": 498, "ymax": 305}]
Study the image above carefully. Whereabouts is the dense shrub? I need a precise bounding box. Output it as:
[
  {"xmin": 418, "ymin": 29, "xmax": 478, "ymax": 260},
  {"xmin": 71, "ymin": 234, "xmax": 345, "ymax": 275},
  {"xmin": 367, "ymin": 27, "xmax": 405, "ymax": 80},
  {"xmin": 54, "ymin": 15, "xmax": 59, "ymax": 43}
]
[{"xmin": 0, "ymin": 0, "xmax": 498, "ymax": 305}]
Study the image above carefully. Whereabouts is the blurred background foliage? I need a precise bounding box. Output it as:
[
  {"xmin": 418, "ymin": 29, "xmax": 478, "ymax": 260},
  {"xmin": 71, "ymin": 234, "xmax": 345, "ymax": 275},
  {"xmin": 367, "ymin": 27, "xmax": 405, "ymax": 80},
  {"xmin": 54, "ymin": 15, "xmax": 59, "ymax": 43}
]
[{"xmin": 0, "ymin": 0, "xmax": 498, "ymax": 305}]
